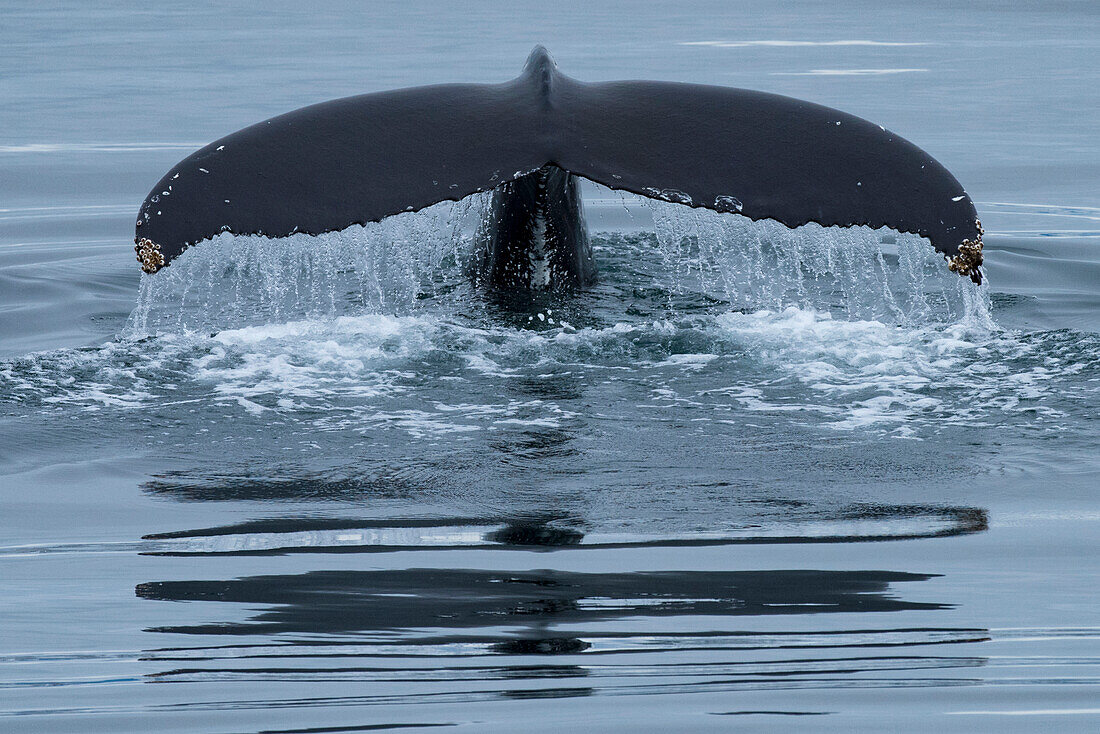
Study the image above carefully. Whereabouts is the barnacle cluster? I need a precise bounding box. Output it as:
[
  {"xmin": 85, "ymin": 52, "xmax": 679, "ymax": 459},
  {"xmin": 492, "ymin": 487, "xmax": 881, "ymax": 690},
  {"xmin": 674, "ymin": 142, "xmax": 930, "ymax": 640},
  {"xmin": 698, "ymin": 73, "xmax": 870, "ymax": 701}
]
[
  {"xmin": 947, "ymin": 219, "xmax": 984, "ymax": 284},
  {"xmin": 135, "ymin": 237, "xmax": 165, "ymax": 274}
]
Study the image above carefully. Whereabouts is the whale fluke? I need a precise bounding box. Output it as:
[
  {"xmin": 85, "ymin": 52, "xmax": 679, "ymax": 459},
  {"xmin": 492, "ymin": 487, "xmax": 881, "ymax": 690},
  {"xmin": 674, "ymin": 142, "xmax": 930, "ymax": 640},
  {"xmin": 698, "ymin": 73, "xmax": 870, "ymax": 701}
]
[{"xmin": 134, "ymin": 46, "xmax": 983, "ymax": 284}]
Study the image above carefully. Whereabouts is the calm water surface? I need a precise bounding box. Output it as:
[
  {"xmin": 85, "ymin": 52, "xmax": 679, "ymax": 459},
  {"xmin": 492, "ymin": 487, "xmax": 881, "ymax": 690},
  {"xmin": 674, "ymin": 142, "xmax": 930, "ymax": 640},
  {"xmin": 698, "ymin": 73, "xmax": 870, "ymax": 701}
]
[{"xmin": 1, "ymin": 2, "xmax": 1099, "ymax": 732}]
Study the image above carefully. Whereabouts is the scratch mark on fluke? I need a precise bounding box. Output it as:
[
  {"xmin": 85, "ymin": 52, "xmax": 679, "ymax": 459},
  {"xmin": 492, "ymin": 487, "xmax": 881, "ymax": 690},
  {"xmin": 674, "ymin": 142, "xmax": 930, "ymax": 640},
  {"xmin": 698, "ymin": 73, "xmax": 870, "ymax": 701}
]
[{"xmin": 134, "ymin": 46, "xmax": 983, "ymax": 287}]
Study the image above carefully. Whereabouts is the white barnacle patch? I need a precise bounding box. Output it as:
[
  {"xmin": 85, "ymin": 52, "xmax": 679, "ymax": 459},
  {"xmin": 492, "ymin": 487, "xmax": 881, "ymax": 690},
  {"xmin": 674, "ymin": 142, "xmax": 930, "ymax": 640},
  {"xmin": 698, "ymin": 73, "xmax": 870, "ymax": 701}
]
[
  {"xmin": 512, "ymin": 167, "xmax": 540, "ymax": 180},
  {"xmin": 642, "ymin": 186, "xmax": 694, "ymax": 204},
  {"xmin": 714, "ymin": 194, "xmax": 743, "ymax": 213},
  {"xmin": 659, "ymin": 189, "xmax": 693, "ymax": 205}
]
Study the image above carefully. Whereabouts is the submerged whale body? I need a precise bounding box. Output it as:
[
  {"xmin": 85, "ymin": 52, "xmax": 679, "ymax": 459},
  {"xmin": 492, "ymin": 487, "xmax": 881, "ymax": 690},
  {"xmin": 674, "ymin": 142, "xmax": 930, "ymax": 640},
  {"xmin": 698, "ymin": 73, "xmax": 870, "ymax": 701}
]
[{"xmin": 134, "ymin": 46, "xmax": 984, "ymax": 287}]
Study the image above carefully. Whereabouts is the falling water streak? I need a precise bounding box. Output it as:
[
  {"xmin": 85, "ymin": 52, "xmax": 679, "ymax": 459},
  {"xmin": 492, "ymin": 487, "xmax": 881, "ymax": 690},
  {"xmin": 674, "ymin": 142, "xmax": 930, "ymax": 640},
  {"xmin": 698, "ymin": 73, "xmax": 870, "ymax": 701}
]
[
  {"xmin": 125, "ymin": 195, "xmax": 491, "ymax": 336},
  {"xmin": 646, "ymin": 200, "xmax": 992, "ymax": 327}
]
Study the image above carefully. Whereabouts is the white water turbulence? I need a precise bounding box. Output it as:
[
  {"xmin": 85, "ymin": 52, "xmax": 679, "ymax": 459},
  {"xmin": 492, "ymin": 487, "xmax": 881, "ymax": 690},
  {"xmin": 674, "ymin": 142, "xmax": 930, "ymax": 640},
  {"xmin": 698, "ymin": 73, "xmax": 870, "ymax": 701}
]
[
  {"xmin": 10, "ymin": 188, "xmax": 1072, "ymax": 454},
  {"xmin": 126, "ymin": 194, "xmax": 490, "ymax": 335},
  {"xmin": 646, "ymin": 199, "xmax": 993, "ymax": 327}
]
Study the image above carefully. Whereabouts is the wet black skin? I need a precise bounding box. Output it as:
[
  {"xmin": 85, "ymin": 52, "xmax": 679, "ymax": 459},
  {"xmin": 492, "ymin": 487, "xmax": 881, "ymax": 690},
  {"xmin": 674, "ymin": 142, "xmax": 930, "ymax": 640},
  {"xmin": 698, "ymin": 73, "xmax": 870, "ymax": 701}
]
[{"xmin": 475, "ymin": 164, "xmax": 596, "ymax": 291}]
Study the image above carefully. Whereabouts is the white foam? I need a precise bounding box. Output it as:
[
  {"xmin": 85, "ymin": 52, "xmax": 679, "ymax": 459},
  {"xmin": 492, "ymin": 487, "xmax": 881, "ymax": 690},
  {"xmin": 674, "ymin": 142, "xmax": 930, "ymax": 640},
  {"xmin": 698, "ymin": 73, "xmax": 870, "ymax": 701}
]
[
  {"xmin": 652, "ymin": 353, "xmax": 719, "ymax": 369},
  {"xmin": 709, "ymin": 306, "xmax": 1054, "ymax": 431}
]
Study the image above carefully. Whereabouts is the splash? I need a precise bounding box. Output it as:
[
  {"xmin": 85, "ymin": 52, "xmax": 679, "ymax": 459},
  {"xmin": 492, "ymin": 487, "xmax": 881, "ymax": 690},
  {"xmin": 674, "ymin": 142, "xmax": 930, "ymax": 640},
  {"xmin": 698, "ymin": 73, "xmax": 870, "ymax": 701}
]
[
  {"xmin": 124, "ymin": 191, "xmax": 991, "ymax": 336},
  {"xmin": 646, "ymin": 200, "xmax": 992, "ymax": 327},
  {"xmin": 125, "ymin": 195, "xmax": 489, "ymax": 335}
]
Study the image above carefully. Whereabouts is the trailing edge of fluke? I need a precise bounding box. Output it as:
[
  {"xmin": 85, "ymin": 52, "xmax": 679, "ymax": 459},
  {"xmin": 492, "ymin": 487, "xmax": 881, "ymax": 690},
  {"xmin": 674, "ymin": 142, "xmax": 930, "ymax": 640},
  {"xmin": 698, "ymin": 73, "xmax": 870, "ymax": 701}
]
[{"xmin": 134, "ymin": 46, "xmax": 984, "ymax": 284}]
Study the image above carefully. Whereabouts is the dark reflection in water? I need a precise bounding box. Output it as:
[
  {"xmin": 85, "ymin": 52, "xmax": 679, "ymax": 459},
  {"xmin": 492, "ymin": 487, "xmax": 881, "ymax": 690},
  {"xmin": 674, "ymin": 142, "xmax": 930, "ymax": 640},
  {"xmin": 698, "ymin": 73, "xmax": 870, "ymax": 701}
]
[
  {"xmin": 142, "ymin": 469, "xmax": 438, "ymax": 503},
  {"xmin": 496, "ymin": 664, "xmax": 589, "ymax": 678},
  {"xmin": 498, "ymin": 686, "xmax": 594, "ymax": 700},
  {"xmin": 482, "ymin": 522, "xmax": 585, "ymax": 547},
  {"xmin": 137, "ymin": 505, "xmax": 987, "ymax": 556},
  {"xmin": 131, "ymin": 465, "xmax": 994, "ymax": 706},
  {"xmin": 138, "ymin": 568, "xmax": 948, "ymax": 637},
  {"xmin": 258, "ymin": 724, "xmax": 456, "ymax": 733},
  {"xmin": 135, "ymin": 565, "xmax": 989, "ymax": 707}
]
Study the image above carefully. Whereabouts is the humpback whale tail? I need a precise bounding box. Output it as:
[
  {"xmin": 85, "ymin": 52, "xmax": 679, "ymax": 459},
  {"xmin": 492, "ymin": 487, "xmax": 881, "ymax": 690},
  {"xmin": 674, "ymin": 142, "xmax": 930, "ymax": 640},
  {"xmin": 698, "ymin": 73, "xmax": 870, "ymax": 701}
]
[{"xmin": 134, "ymin": 46, "xmax": 984, "ymax": 287}]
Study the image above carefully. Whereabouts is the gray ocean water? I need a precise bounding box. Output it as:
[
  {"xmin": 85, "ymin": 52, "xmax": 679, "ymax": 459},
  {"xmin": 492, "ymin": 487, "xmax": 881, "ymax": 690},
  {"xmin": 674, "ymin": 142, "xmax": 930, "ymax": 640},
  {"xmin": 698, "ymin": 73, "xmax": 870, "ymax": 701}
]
[{"xmin": 2, "ymin": 1, "xmax": 1099, "ymax": 732}]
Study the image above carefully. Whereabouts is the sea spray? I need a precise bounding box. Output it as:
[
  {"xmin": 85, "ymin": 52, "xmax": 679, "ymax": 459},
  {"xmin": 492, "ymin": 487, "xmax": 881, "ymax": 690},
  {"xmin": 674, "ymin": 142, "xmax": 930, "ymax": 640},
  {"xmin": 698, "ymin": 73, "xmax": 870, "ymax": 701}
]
[
  {"xmin": 646, "ymin": 200, "xmax": 993, "ymax": 328},
  {"xmin": 125, "ymin": 194, "xmax": 489, "ymax": 336}
]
